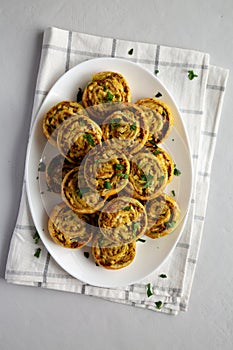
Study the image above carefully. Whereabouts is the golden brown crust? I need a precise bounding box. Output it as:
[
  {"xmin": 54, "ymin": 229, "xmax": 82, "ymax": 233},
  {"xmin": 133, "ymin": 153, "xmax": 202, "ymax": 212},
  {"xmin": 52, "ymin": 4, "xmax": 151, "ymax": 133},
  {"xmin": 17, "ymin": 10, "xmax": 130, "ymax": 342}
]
[
  {"xmin": 92, "ymin": 234, "xmax": 136, "ymax": 269},
  {"xmin": 57, "ymin": 115, "xmax": 102, "ymax": 163},
  {"xmin": 83, "ymin": 145, "xmax": 130, "ymax": 199},
  {"xmin": 125, "ymin": 151, "xmax": 168, "ymax": 200},
  {"xmin": 136, "ymin": 98, "xmax": 174, "ymax": 144},
  {"xmin": 61, "ymin": 166, "xmax": 105, "ymax": 214},
  {"xmin": 48, "ymin": 202, "xmax": 93, "ymax": 249},
  {"xmin": 145, "ymin": 193, "xmax": 180, "ymax": 238},
  {"xmin": 43, "ymin": 101, "xmax": 85, "ymax": 146},
  {"xmin": 82, "ymin": 71, "xmax": 132, "ymax": 121},
  {"xmin": 45, "ymin": 154, "xmax": 76, "ymax": 193},
  {"xmin": 98, "ymin": 196, "xmax": 147, "ymax": 244},
  {"xmin": 101, "ymin": 104, "xmax": 149, "ymax": 155}
]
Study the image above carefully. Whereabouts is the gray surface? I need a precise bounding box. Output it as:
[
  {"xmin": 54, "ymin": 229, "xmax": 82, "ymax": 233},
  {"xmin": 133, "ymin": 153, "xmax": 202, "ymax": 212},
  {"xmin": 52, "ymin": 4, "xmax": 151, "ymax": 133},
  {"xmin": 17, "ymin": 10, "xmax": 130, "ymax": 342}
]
[{"xmin": 0, "ymin": 0, "xmax": 233, "ymax": 349}]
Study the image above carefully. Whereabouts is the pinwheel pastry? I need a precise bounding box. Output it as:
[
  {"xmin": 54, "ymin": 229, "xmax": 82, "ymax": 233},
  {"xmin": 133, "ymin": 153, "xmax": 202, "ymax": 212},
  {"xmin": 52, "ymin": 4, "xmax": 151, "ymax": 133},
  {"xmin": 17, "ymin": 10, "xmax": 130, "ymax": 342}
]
[
  {"xmin": 57, "ymin": 115, "xmax": 102, "ymax": 163},
  {"xmin": 45, "ymin": 154, "xmax": 75, "ymax": 193},
  {"xmin": 83, "ymin": 145, "xmax": 130, "ymax": 199},
  {"xmin": 82, "ymin": 71, "xmax": 132, "ymax": 120},
  {"xmin": 61, "ymin": 166, "xmax": 105, "ymax": 214},
  {"xmin": 43, "ymin": 100, "xmax": 85, "ymax": 146},
  {"xmin": 126, "ymin": 151, "xmax": 168, "ymax": 200},
  {"xmin": 48, "ymin": 202, "xmax": 94, "ymax": 249},
  {"xmin": 98, "ymin": 196, "xmax": 147, "ymax": 244},
  {"xmin": 146, "ymin": 145, "xmax": 174, "ymax": 184},
  {"xmin": 92, "ymin": 234, "xmax": 136, "ymax": 270},
  {"xmin": 145, "ymin": 193, "xmax": 180, "ymax": 239},
  {"xmin": 136, "ymin": 98, "xmax": 174, "ymax": 144},
  {"xmin": 101, "ymin": 103, "xmax": 149, "ymax": 154}
]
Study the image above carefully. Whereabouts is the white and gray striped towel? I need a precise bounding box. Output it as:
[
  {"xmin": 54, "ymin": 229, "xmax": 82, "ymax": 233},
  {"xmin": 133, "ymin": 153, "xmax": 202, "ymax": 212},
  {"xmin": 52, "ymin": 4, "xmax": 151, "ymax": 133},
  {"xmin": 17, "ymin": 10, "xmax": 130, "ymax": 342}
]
[{"xmin": 5, "ymin": 27, "xmax": 229, "ymax": 315}]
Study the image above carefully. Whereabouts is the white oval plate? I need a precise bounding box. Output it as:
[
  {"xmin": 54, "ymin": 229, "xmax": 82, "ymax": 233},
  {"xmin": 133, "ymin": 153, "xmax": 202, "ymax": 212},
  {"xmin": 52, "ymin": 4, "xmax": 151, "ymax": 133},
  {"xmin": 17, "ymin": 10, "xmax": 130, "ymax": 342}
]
[{"xmin": 26, "ymin": 57, "xmax": 193, "ymax": 288}]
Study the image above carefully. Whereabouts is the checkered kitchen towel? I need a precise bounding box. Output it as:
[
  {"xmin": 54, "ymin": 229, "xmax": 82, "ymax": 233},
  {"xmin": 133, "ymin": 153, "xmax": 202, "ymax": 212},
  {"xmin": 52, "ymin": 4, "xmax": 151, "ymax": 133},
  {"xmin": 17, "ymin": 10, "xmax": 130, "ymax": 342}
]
[{"xmin": 5, "ymin": 27, "xmax": 229, "ymax": 315}]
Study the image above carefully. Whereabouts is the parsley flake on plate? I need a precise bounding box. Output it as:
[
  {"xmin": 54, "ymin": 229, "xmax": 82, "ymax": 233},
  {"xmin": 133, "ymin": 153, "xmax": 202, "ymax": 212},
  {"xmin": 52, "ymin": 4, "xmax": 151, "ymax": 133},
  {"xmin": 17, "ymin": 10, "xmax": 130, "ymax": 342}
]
[
  {"xmin": 141, "ymin": 174, "xmax": 153, "ymax": 188},
  {"xmin": 155, "ymin": 92, "xmax": 162, "ymax": 98},
  {"xmin": 128, "ymin": 48, "xmax": 134, "ymax": 55},
  {"xmin": 130, "ymin": 122, "xmax": 137, "ymax": 130},
  {"xmin": 165, "ymin": 221, "xmax": 176, "ymax": 229},
  {"xmin": 123, "ymin": 206, "xmax": 131, "ymax": 211},
  {"xmin": 153, "ymin": 148, "xmax": 161, "ymax": 156},
  {"xmin": 38, "ymin": 161, "xmax": 46, "ymax": 172},
  {"xmin": 116, "ymin": 173, "xmax": 129, "ymax": 179},
  {"xmin": 110, "ymin": 117, "xmax": 121, "ymax": 129},
  {"xmin": 171, "ymin": 190, "xmax": 176, "ymax": 197},
  {"xmin": 115, "ymin": 163, "xmax": 125, "ymax": 170},
  {"xmin": 106, "ymin": 91, "xmax": 114, "ymax": 101},
  {"xmin": 174, "ymin": 166, "xmax": 181, "ymax": 176},
  {"xmin": 83, "ymin": 133, "xmax": 95, "ymax": 146},
  {"xmin": 104, "ymin": 181, "xmax": 112, "ymax": 189},
  {"xmin": 76, "ymin": 87, "xmax": 83, "ymax": 102},
  {"xmin": 77, "ymin": 187, "xmax": 89, "ymax": 199},
  {"xmin": 137, "ymin": 238, "xmax": 146, "ymax": 243}
]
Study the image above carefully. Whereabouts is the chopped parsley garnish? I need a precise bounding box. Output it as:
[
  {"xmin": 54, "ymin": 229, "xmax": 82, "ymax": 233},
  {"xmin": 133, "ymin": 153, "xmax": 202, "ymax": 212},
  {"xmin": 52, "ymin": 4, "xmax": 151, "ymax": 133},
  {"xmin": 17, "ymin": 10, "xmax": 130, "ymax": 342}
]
[
  {"xmin": 155, "ymin": 300, "xmax": 163, "ymax": 309},
  {"xmin": 153, "ymin": 148, "xmax": 161, "ymax": 156},
  {"xmin": 137, "ymin": 238, "xmax": 146, "ymax": 243},
  {"xmin": 38, "ymin": 161, "xmax": 46, "ymax": 172},
  {"xmin": 110, "ymin": 117, "xmax": 121, "ymax": 129},
  {"xmin": 33, "ymin": 231, "xmax": 40, "ymax": 244},
  {"xmin": 146, "ymin": 283, "xmax": 153, "ymax": 297},
  {"xmin": 174, "ymin": 165, "xmax": 181, "ymax": 176},
  {"xmin": 34, "ymin": 248, "xmax": 41, "ymax": 258},
  {"xmin": 154, "ymin": 69, "xmax": 159, "ymax": 75},
  {"xmin": 76, "ymin": 87, "xmax": 83, "ymax": 102},
  {"xmin": 104, "ymin": 181, "xmax": 112, "ymax": 189},
  {"xmin": 106, "ymin": 91, "xmax": 114, "ymax": 101},
  {"xmin": 83, "ymin": 133, "xmax": 95, "ymax": 146},
  {"xmin": 132, "ymin": 222, "xmax": 140, "ymax": 234},
  {"xmin": 188, "ymin": 70, "xmax": 198, "ymax": 80},
  {"xmin": 148, "ymin": 139, "xmax": 157, "ymax": 146},
  {"xmin": 128, "ymin": 48, "xmax": 134, "ymax": 55},
  {"xmin": 103, "ymin": 85, "xmax": 107, "ymax": 91},
  {"xmin": 115, "ymin": 163, "xmax": 125, "ymax": 170},
  {"xmin": 155, "ymin": 92, "xmax": 162, "ymax": 98},
  {"xmin": 123, "ymin": 206, "xmax": 131, "ymax": 211},
  {"xmin": 157, "ymin": 175, "xmax": 165, "ymax": 182},
  {"xmin": 95, "ymin": 159, "xmax": 100, "ymax": 163},
  {"xmin": 165, "ymin": 221, "xmax": 176, "ymax": 228},
  {"xmin": 116, "ymin": 173, "xmax": 129, "ymax": 179},
  {"xmin": 162, "ymin": 110, "xmax": 167, "ymax": 116},
  {"xmin": 77, "ymin": 187, "xmax": 89, "ymax": 199},
  {"xmin": 159, "ymin": 274, "xmax": 167, "ymax": 279},
  {"xmin": 79, "ymin": 120, "xmax": 85, "ymax": 126},
  {"xmin": 171, "ymin": 190, "xmax": 176, "ymax": 197},
  {"xmin": 141, "ymin": 173, "xmax": 154, "ymax": 188},
  {"xmin": 130, "ymin": 122, "xmax": 137, "ymax": 130},
  {"xmin": 84, "ymin": 252, "xmax": 89, "ymax": 259}
]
